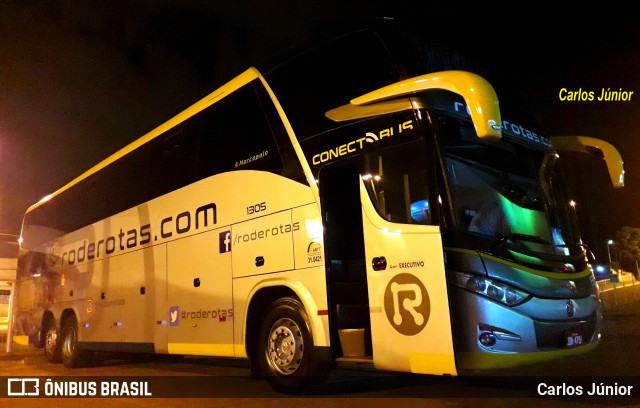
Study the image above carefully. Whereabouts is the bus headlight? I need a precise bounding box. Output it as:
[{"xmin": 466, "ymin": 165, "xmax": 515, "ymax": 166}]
[{"xmin": 455, "ymin": 272, "xmax": 530, "ymax": 306}]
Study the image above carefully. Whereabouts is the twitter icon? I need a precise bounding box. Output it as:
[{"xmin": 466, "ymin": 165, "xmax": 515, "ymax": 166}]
[{"xmin": 169, "ymin": 306, "xmax": 180, "ymax": 326}]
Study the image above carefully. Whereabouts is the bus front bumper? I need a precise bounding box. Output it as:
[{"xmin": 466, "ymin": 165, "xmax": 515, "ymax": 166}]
[{"xmin": 451, "ymin": 288, "xmax": 602, "ymax": 371}]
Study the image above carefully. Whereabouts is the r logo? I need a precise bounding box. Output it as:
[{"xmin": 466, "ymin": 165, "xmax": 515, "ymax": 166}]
[{"xmin": 383, "ymin": 273, "xmax": 430, "ymax": 336}]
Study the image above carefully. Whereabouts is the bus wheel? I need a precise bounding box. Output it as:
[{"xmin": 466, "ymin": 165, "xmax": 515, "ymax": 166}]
[
  {"xmin": 258, "ymin": 297, "xmax": 326, "ymax": 393},
  {"xmin": 43, "ymin": 318, "xmax": 61, "ymax": 363},
  {"xmin": 60, "ymin": 316, "xmax": 89, "ymax": 368}
]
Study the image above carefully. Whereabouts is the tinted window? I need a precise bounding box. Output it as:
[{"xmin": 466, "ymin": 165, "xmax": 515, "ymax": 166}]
[
  {"xmin": 27, "ymin": 26, "xmax": 409, "ymax": 242},
  {"xmin": 253, "ymin": 83, "xmax": 307, "ymax": 185},
  {"xmin": 197, "ymin": 84, "xmax": 283, "ymax": 178},
  {"xmin": 23, "ymin": 82, "xmax": 306, "ymax": 243},
  {"xmin": 147, "ymin": 119, "xmax": 199, "ymax": 197},
  {"xmin": 363, "ymin": 138, "xmax": 436, "ymax": 225}
]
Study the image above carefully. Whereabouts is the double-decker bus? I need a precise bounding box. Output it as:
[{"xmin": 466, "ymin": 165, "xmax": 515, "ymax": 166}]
[{"xmin": 12, "ymin": 19, "xmax": 624, "ymax": 392}]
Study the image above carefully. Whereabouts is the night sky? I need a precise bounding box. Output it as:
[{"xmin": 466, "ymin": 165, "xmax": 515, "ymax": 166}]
[{"xmin": 1, "ymin": 2, "xmax": 639, "ymax": 260}]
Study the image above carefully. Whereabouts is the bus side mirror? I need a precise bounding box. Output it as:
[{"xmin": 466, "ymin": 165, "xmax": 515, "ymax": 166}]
[
  {"xmin": 550, "ymin": 136, "xmax": 625, "ymax": 188},
  {"xmin": 338, "ymin": 70, "xmax": 503, "ymax": 141}
]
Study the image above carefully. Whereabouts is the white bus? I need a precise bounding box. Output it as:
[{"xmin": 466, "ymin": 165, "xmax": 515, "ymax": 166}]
[{"xmin": 13, "ymin": 20, "xmax": 624, "ymax": 392}]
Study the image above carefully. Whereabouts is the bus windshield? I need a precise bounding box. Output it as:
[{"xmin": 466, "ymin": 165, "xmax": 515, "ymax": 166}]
[{"xmin": 437, "ymin": 117, "xmax": 585, "ymax": 270}]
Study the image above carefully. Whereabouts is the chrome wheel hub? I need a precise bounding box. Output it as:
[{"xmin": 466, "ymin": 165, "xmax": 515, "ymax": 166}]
[{"xmin": 267, "ymin": 318, "xmax": 304, "ymax": 375}]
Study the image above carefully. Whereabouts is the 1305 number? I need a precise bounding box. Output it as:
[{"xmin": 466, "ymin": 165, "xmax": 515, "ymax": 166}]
[{"xmin": 247, "ymin": 202, "xmax": 267, "ymax": 215}]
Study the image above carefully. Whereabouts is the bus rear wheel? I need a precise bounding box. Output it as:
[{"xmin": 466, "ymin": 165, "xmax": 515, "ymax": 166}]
[
  {"xmin": 60, "ymin": 316, "xmax": 89, "ymax": 368},
  {"xmin": 257, "ymin": 297, "xmax": 327, "ymax": 393},
  {"xmin": 43, "ymin": 318, "xmax": 61, "ymax": 363}
]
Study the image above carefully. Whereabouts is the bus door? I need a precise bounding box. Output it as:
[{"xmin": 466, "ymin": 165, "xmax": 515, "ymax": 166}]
[{"xmin": 359, "ymin": 140, "xmax": 457, "ymax": 375}]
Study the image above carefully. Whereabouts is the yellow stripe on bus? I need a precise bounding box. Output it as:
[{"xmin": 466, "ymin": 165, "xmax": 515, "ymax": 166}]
[
  {"xmin": 408, "ymin": 352, "xmax": 457, "ymax": 376},
  {"xmin": 167, "ymin": 343, "xmax": 235, "ymax": 357}
]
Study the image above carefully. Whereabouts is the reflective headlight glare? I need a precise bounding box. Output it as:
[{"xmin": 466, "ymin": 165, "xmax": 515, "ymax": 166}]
[
  {"xmin": 487, "ymin": 285, "xmax": 504, "ymax": 301},
  {"xmin": 505, "ymin": 288, "xmax": 520, "ymax": 305},
  {"xmin": 465, "ymin": 276, "xmax": 486, "ymax": 292},
  {"xmin": 455, "ymin": 272, "xmax": 529, "ymax": 306}
]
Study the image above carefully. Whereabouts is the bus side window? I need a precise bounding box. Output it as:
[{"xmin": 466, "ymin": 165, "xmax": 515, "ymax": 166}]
[
  {"xmin": 253, "ymin": 82, "xmax": 308, "ymax": 185},
  {"xmin": 147, "ymin": 122, "xmax": 199, "ymax": 197},
  {"xmin": 363, "ymin": 139, "xmax": 436, "ymax": 226},
  {"xmin": 197, "ymin": 83, "xmax": 283, "ymax": 179}
]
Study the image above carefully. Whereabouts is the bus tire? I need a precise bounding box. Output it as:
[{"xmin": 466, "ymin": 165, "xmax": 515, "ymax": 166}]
[
  {"xmin": 257, "ymin": 297, "xmax": 327, "ymax": 393},
  {"xmin": 60, "ymin": 315, "xmax": 89, "ymax": 368},
  {"xmin": 43, "ymin": 318, "xmax": 61, "ymax": 363}
]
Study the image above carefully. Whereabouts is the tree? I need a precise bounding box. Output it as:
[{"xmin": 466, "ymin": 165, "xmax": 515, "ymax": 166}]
[{"xmin": 613, "ymin": 226, "xmax": 640, "ymax": 276}]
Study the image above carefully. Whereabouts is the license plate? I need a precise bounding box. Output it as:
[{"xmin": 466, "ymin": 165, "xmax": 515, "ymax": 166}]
[{"xmin": 565, "ymin": 329, "xmax": 584, "ymax": 347}]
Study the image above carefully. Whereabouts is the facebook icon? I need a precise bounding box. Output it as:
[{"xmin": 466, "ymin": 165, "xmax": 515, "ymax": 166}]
[{"xmin": 219, "ymin": 231, "xmax": 231, "ymax": 253}]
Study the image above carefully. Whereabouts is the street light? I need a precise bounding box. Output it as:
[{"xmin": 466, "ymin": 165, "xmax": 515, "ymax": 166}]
[{"xmin": 607, "ymin": 239, "xmax": 614, "ymax": 265}]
